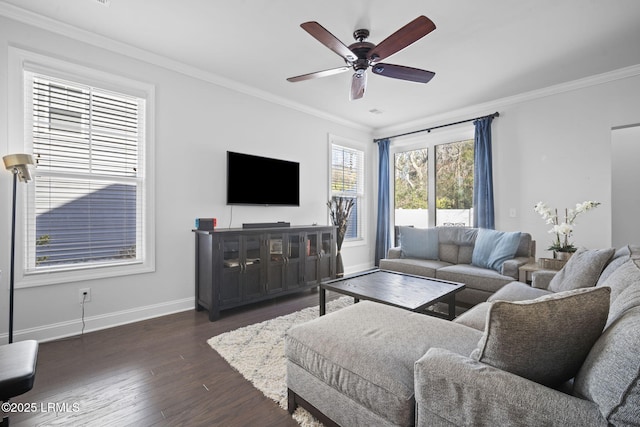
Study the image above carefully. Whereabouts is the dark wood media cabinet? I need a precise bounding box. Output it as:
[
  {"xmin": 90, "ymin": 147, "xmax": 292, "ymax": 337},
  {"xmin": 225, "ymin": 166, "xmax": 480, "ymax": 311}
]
[{"xmin": 194, "ymin": 225, "xmax": 337, "ymax": 321}]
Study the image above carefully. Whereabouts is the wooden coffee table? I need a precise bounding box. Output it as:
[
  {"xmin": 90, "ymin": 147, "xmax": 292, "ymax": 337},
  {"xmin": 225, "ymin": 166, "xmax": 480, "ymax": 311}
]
[{"xmin": 319, "ymin": 269, "xmax": 465, "ymax": 320}]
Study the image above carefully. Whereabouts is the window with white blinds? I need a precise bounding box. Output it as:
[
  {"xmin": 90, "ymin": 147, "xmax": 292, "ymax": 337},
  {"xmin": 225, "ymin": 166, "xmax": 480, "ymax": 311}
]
[
  {"xmin": 330, "ymin": 142, "xmax": 365, "ymax": 241},
  {"xmin": 24, "ymin": 72, "xmax": 147, "ymax": 274}
]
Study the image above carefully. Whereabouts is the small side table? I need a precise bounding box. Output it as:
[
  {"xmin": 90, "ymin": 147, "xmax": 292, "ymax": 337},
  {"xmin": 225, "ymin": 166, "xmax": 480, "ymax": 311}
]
[{"xmin": 518, "ymin": 262, "xmax": 561, "ymax": 284}]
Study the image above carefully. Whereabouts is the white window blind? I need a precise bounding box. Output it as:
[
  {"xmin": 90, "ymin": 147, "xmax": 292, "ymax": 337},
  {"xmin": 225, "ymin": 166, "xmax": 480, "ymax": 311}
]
[
  {"xmin": 25, "ymin": 72, "xmax": 146, "ymax": 273},
  {"xmin": 330, "ymin": 143, "xmax": 364, "ymax": 240}
]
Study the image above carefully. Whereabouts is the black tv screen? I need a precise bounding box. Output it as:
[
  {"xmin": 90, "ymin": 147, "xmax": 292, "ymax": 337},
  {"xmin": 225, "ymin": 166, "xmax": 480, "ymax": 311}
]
[{"xmin": 227, "ymin": 151, "xmax": 300, "ymax": 206}]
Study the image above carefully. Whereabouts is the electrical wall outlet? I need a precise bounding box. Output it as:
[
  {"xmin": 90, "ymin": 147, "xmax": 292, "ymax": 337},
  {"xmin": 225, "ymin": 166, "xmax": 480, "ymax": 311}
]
[{"xmin": 79, "ymin": 288, "xmax": 91, "ymax": 303}]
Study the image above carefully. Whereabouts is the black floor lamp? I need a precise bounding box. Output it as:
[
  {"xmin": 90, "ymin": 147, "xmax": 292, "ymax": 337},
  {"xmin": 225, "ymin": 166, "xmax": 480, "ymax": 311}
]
[{"xmin": 3, "ymin": 154, "xmax": 34, "ymax": 344}]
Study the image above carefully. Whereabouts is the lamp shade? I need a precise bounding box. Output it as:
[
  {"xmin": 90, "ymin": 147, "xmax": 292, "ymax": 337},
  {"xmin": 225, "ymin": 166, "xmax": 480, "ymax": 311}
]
[{"xmin": 3, "ymin": 153, "xmax": 35, "ymax": 183}]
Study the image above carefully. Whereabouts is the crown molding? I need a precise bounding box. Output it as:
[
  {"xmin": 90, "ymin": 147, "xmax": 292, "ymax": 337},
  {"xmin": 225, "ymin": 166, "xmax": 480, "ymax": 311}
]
[
  {"xmin": 374, "ymin": 63, "xmax": 640, "ymax": 140},
  {"xmin": 2, "ymin": 1, "xmax": 638, "ymax": 138},
  {"xmin": 0, "ymin": 2, "xmax": 370, "ymax": 133}
]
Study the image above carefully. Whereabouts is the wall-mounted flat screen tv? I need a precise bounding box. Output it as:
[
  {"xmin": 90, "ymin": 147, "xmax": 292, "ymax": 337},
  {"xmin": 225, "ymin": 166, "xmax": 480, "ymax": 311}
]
[{"xmin": 227, "ymin": 151, "xmax": 300, "ymax": 206}]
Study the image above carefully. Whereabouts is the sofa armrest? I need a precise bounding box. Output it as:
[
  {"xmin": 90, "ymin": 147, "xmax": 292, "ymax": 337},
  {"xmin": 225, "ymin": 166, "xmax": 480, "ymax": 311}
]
[
  {"xmin": 501, "ymin": 256, "xmax": 530, "ymax": 279},
  {"xmin": 386, "ymin": 246, "xmax": 402, "ymax": 259},
  {"xmin": 414, "ymin": 348, "xmax": 607, "ymax": 427},
  {"xmin": 531, "ymin": 270, "xmax": 557, "ymax": 289}
]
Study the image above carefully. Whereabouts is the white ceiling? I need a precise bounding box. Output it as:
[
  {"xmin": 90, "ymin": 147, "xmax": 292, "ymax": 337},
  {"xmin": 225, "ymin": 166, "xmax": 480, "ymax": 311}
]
[{"xmin": 3, "ymin": 0, "xmax": 640, "ymax": 130}]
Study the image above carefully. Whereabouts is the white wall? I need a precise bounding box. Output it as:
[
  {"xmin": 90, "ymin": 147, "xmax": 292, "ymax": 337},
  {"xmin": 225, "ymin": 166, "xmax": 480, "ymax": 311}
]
[
  {"xmin": 493, "ymin": 74, "xmax": 640, "ymax": 256},
  {"xmin": 377, "ymin": 69, "xmax": 640, "ymax": 259},
  {"xmin": 611, "ymin": 125, "xmax": 640, "ymax": 247},
  {"xmin": 0, "ymin": 15, "xmax": 373, "ymax": 342}
]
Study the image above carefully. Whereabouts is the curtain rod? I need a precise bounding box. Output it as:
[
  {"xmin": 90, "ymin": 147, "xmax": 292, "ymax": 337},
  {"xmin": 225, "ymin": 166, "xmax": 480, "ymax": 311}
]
[{"xmin": 373, "ymin": 111, "xmax": 500, "ymax": 143}]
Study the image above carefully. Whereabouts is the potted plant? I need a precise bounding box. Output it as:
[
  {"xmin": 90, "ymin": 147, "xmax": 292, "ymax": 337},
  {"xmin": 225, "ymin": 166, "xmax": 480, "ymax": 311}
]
[
  {"xmin": 327, "ymin": 197, "xmax": 355, "ymax": 277},
  {"xmin": 534, "ymin": 200, "xmax": 600, "ymax": 260}
]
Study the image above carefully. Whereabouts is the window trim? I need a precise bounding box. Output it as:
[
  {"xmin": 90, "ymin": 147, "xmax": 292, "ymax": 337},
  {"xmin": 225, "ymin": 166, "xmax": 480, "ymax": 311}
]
[
  {"xmin": 389, "ymin": 126, "xmax": 474, "ymax": 229},
  {"xmin": 8, "ymin": 47, "xmax": 156, "ymax": 288},
  {"xmin": 328, "ymin": 134, "xmax": 367, "ymax": 247}
]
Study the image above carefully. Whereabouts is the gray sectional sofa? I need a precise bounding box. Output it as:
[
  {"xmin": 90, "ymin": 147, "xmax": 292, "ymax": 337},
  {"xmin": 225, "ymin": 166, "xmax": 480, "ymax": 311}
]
[
  {"xmin": 379, "ymin": 226, "xmax": 535, "ymax": 306},
  {"xmin": 285, "ymin": 245, "xmax": 640, "ymax": 426}
]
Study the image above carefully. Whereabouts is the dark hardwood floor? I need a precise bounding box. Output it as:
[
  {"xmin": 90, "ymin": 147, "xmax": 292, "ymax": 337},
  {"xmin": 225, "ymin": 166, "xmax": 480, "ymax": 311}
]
[{"xmin": 7, "ymin": 290, "xmax": 338, "ymax": 427}]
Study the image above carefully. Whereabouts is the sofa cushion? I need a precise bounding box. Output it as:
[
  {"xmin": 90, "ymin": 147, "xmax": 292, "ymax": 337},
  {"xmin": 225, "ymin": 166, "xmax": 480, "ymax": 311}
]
[
  {"xmin": 595, "ymin": 245, "xmax": 632, "ymax": 286},
  {"xmin": 548, "ymin": 247, "xmax": 615, "ymax": 292},
  {"xmin": 597, "ymin": 258, "xmax": 640, "ymax": 327},
  {"xmin": 453, "ymin": 282, "xmax": 553, "ymax": 332},
  {"xmin": 399, "ymin": 226, "xmax": 439, "ymax": 260},
  {"xmin": 457, "ymin": 245, "xmax": 474, "ymax": 265},
  {"xmin": 470, "ymin": 287, "xmax": 610, "ymax": 387},
  {"xmin": 573, "ymin": 307, "xmax": 640, "ymax": 425},
  {"xmin": 285, "ymin": 301, "xmax": 483, "ymax": 426},
  {"xmin": 437, "ymin": 226, "xmax": 477, "ymax": 246},
  {"xmin": 514, "ymin": 232, "xmax": 533, "ymax": 258},
  {"xmin": 454, "ymin": 281, "xmax": 554, "ymax": 332},
  {"xmin": 453, "ymin": 302, "xmax": 491, "ymax": 331},
  {"xmin": 439, "ymin": 244, "xmax": 459, "ymax": 264},
  {"xmin": 437, "ymin": 264, "xmax": 514, "ymax": 294},
  {"xmin": 608, "ymin": 279, "xmax": 640, "ymax": 328},
  {"xmin": 488, "ymin": 281, "xmax": 553, "ymax": 302},
  {"xmin": 438, "ymin": 227, "xmax": 477, "ymax": 264},
  {"xmin": 379, "ymin": 258, "xmax": 451, "ymax": 278},
  {"xmin": 472, "ymin": 229, "xmax": 522, "ymax": 272}
]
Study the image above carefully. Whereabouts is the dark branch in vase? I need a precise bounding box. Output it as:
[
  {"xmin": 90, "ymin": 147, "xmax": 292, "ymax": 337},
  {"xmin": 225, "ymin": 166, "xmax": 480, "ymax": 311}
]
[{"xmin": 327, "ymin": 197, "xmax": 355, "ymax": 251}]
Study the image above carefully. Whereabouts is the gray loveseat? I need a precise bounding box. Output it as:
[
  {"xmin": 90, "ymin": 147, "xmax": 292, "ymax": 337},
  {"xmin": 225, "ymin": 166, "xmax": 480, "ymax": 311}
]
[
  {"xmin": 285, "ymin": 245, "xmax": 640, "ymax": 426},
  {"xmin": 379, "ymin": 226, "xmax": 535, "ymax": 306}
]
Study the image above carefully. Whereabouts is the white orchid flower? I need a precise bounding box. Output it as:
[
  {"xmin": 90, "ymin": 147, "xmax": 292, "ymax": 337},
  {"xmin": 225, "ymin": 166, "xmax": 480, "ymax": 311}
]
[{"xmin": 535, "ymin": 200, "xmax": 599, "ymax": 251}]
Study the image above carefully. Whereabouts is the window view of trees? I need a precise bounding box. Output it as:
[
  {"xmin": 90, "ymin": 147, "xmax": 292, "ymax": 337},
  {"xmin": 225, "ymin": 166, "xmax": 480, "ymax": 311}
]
[
  {"xmin": 435, "ymin": 139, "xmax": 474, "ymax": 226},
  {"xmin": 436, "ymin": 140, "xmax": 473, "ymax": 209},
  {"xmin": 394, "ymin": 139, "xmax": 474, "ymax": 228},
  {"xmin": 394, "ymin": 148, "xmax": 428, "ymax": 210}
]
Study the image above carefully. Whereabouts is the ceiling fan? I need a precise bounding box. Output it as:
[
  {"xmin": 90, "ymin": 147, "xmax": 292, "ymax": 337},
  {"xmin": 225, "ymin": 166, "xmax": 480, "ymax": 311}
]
[{"xmin": 287, "ymin": 16, "xmax": 436, "ymax": 100}]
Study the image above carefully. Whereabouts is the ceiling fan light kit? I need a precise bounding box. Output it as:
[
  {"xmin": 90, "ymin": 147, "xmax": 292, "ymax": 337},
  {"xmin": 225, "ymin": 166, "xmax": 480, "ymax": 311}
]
[{"xmin": 287, "ymin": 15, "xmax": 436, "ymax": 100}]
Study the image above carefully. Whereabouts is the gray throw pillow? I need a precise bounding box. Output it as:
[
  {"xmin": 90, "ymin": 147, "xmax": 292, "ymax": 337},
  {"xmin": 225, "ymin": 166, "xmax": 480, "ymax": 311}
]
[
  {"xmin": 573, "ymin": 294, "xmax": 640, "ymax": 425},
  {"xmin": 598, "ymin": 258, "xmax": 640, "ymax": 327},
  {"xmin": 399, "ymin": 226, "xmax": 439, "ymax": 260},
  {"xmin": 471, "ymin": 286, "xmax": 611, "ymax": 386},
  {"xmin": 548, "ymin": 247, "xmax": 615, "ymax": 292},
  {"xmin": 595, "ymin": 246, "xmax": 631, "ymax": 286}
]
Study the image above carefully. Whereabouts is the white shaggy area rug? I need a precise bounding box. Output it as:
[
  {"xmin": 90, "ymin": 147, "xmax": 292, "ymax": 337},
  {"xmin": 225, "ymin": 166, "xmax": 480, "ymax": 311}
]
[{"xmin": 207, "ymin": 297, "xmax": 353, "ymax": 427}]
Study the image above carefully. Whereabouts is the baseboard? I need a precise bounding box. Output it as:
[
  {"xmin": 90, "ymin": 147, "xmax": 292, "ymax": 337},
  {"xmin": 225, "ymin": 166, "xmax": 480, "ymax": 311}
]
[{"xmin": 5, "ymin": 297, "xmax": 194, "ymax": 343}]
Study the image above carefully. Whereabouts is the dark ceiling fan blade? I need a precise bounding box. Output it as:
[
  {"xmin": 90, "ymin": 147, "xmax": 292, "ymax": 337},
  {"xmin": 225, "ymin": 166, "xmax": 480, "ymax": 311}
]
[
  {"xmin": 371, "ymin": 63, "xmax": 435, "ymax": 83},
  {"xmin": 287, "ymin": 66, "xmax": 351, "ymax": 82},
  {"xmin": 300, "ymin": 21, "xmax": 357, "ymax": 62},
  {"xmin": 350, "ymin": 72, "xmax": 367, "ymax": 100},
  {"xmin": 368, "ymin": 16, "xmax": 436, "ymax": 63}
]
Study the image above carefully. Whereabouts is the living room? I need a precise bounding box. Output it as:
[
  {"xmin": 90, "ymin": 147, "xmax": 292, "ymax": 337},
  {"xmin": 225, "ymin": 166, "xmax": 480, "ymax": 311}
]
[{"xmin": 1, "ymin": 1, "xmax": 639, "ymax": 426}]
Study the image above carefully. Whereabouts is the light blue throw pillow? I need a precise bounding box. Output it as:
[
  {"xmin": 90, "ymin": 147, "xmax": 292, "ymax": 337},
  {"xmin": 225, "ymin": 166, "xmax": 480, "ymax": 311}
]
[
  {"xmin": 399, "ymin": 226, "xmax": 439, "ymax": 260},
  {"xmin": 472, "ymin": 229, "xmax": 522, "ymax": 272}
]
